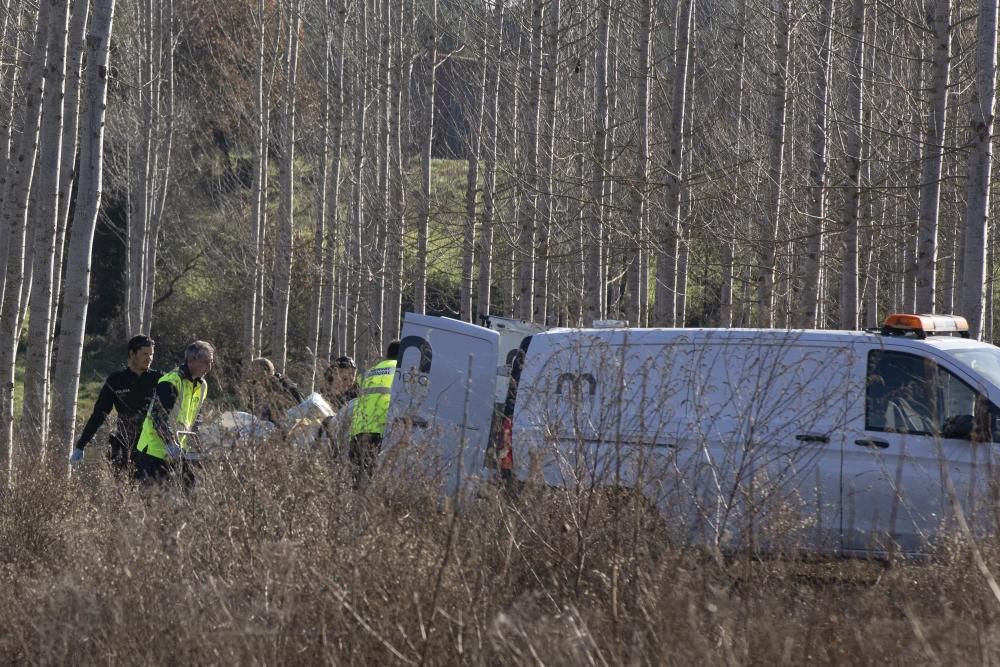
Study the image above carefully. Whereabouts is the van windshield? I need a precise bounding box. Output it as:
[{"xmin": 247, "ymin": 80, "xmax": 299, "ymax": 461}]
[{"xmin": 949, "ymin": 347, "xmax": 1000, "ymax": 390}]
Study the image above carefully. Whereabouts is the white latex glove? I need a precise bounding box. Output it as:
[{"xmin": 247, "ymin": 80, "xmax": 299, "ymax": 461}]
[
  {"xmin": 69, "ymin": 448, "xmax": 84, "ymax": 466},
  {"xmin": 164, "ymin": 443, "xmax": 183, "ymax": 461}
]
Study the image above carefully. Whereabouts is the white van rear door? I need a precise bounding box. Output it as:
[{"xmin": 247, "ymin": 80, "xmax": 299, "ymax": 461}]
[{"xmin": 382, "ymin": 314, "xmax": 500, "ymax": 498}]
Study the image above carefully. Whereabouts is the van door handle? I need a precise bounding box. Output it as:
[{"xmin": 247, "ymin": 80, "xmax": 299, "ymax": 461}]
[
  {"xmin": 854, "ymin": 438, "xmax": 889, "ymax": 449},
  {"xmin": 796, "ymin": 433, "xmax": 829, "ymax": 443}
]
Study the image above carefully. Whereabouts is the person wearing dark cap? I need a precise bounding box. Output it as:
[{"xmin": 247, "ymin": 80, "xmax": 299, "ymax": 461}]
[
  {"xmin": 324, "ymin": 355, "xmax": 360, "ymax": 410},
  {"xmin": 69, "ymin": 334, "xmax": 162, "ymax": 473}
]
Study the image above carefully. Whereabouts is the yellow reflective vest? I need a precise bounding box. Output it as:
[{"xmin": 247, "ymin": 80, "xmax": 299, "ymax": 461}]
[
  {"xmin": 350, "ymin": 359, "xmax": 396, "ymax": 437},
  {"xmin": 136, "ymin": 366, "xmax": 208, "ymax": 460}
]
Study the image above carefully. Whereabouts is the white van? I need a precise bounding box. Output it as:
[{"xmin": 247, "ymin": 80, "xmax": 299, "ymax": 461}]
[
  {"xmin": 509, "ymin": 315, "xmax": 1000, "ymax": 557},
  {"xmin": 381, "ymin": 313, "xmax": 544, "ymax": 497},
  {"xmin": 380, "ymin": 314, "xmax": 497, "ymax": 497},
  {"xmin": 383, "ymin": 313, "xmax": 1000, "ymax": 558}
]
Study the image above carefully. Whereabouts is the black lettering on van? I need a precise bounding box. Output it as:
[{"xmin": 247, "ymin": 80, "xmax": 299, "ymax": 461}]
[
  {"xmin": 398, "ymin": 335, "xmax": 433, "ymax": 373},
  {"xmin": 555, "ymin": 372, "xmax": 597, "ymax": 396}
]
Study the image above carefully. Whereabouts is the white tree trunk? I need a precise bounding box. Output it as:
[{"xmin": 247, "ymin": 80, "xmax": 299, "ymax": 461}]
[
  {"xmin": 308, "ymin": 20, "xmax": 332, "ymax": 390},
  {"xmin": 796, "ymin": 0, "xmax": 834, "ymax": 329},
  {"xmin": 0, "ymin": 0, "xmax": 47, "ymax": 481},
  {"xmin": 271, "ymin": 0, "xmax": 301, "ymax": 374},
  {"xmin": 347, "ymin": 3, "xmax": 368, "ymax": 359},
  {"xmin": 626, "ymin": 0, "xmax": 653, "ymax": 327},
  {"xmin": 839, "ymin": 0, "xmax": 865, "ymax": 329},
  {"xmin": 533, "ymin": 0, "xmax": 559, "ymax": 324},
  {"xmin": 0, "ymin": 2, "xmax": 24, "ymax": 299},
  {"xmin": 960, "ymin": 0, "xmax": 998, "ymax": 339},
  {"xmin": 0, "ymin": 0, "xmax": 22, "ymax": 187},
  {"xmin": 476, "ymin": 0, "xmax": 504, "ymax": 321},
  {"xmin": 461, "ymin": 25, "xmax": 486, "ymax": 323},
  {"xmin": 140, "ymin": 0, "xmax": 174, "ymax": 332},
  {"xmin": 414, "ymin": 0, "xmax": 437, "ymax": 317},
  {"xmin": 21, "ymin": 0, "xmax": 71, "ymax": 461},
  {"xmin": 584, "ymin": 0, "xmax": 609, "ymax": 326},
  {"xmin": 381, "ymin": 0, "xmax": 410, "ymax": 341},
  {"xmin": 720, "ymin": 0, "xmax": 749, "ymax": 328},
  {"xmin": 125, "ymin": 0, "xmax": 153, "ymax": 335},
  {"xmin": 52, "ymin": 0, "xmax": 89, "ymax": 318},
  {"xmin": 755, "ymin": 0, "xmax": 790, "ymax": 328},
  {"xmin": 125, "ymin": 0, "xmax": 173, "ymax": 335},
  {"xmin": 516, "ymin": 0, "xmax": 542, "ymax": 321},
  {"xmin": 915, "ymin": 0, "xmax": 952, "ymax": 313},
  {"xmin": 653, "ymin": 0, "xmax": 695, "ymax": 327},
  {"xmin": 51, "ymin": 0, "xmax": 115, "ymax": 460},
  {"xmin": 319, "ymin": 0, "xmax": 345, "ymax": 360},
  {"xmin": 366, "ymin": 0, "xmax": 391, "ymax": 356},
  {"xmin": 243, "ymin": 0, "xmax": 268, "ymax": 362}
]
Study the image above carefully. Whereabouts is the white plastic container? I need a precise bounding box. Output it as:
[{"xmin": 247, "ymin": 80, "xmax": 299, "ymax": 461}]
[{"xmin": 286, "ymin": 392, "xmax": 335, "ymax": 423}]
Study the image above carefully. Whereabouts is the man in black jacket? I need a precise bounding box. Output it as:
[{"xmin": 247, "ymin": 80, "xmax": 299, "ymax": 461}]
[{"xmin": 69, "ymin": 335, "xmax": 162, "ymax": 472}]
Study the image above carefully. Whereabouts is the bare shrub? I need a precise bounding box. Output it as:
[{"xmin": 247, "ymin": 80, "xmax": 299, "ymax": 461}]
[{"xmin": 3, "ymin": 435, "xmax": 1000, "ymax": 664}]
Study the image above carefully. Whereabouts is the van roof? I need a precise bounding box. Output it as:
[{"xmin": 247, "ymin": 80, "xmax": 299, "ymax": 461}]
[
  {"xmin": 538, "ymin": 327, "xmax": 874, "ymax": 341},
  {"xmin": 533, "ymin": 327, "xmax": 998, "ymax": 351}
]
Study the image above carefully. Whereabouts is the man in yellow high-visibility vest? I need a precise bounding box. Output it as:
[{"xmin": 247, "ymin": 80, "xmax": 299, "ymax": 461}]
[
  {"xmin": 133, "ymin": 340, "xmax": 215, "ymax": 484},
  {"xmin": 349, "ymin": 340, "xmax": 398, "ymax": 488}
]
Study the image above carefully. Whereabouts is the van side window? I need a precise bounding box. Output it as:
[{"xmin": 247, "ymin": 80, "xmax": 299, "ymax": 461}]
[
  {"xmin": 866, "ymin": 351, "xmax": 935, "ymax": 435},
  {"xmin": 866, "ymin": 350, "xmax": 987, "ymax": 440}
]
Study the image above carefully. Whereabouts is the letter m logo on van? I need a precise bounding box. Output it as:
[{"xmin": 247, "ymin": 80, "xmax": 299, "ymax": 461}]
[{"xmin": 555, "ymin": 372, "xmax": 597, "ymax": 398}]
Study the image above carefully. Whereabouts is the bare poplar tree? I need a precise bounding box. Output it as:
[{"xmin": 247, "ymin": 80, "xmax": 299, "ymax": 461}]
[
  {"xmin": 414, "ymin": 0, "xmax": 437, "ymax": 317},
  {"xmin": 476, "ymin": 0, "xmax": 505, "ymax": 321},
  {"xmin": 243, "ymin": 0, "xmax": 269, "ymax": 362},
  {"xmin": 960, "ymin": 0, "xmax": 998, "ymax": 338},
  {"xmin": 653, "ymin": 0, "xmax": 695, "ymax": 327},
  {"xmin": 52, "ymin": 0, "xmax": 116, "ymax": 459},
  {"xmin": 320, "ymin": 0, "xmax": 349, "ymax": 360},
  {"xmin": 516, "ymin": 0, "xmax": 542, "ymax": 320},
  {"xmin": 347, "ymin": 0, "xmax": 369, "ymax": 359},
  {"xmin": 271, "ymin": 0, "xmax": 301, "ymax": 374},
  {"xmin": 532, "ymin": 0, "xmax": 560, "ymax": 324},
  {"xmin": 0, "ymin": 0, "xmax": 23, "ymax": 198},
  {"xmin": 124, "ymin": 0, "xmax": 175, "ymax": 334},
  {"xmin": 52, "ymin": 0, "xmax": 90, "ymax": 318},
  {"xmin": 307, "ymin": 4, "xmax": 334, "ymax": 389},
  {"xmin": 755, "ymin": 0, "xmax": 791, "ymax": 328},
  {"xmin": 796, "ymin": 0, "xmax": 834, "ymax": 329},
  {"xmin": 0, "ymin": 0, "xmax": 49, "ymax": 478},
  {"xmin": 625, "ymin": 0, "xmax": 654, "ymax": 327},
  {"xmin": 584, "ymin": 0, "xmax": 610, "ymax": 326},
  {"xmin": 22, "ymin": 0, "xmax": 72, "ymax": 457},
  {"xmin": 719, "ymin": 0, "xmax": 749, "ymax": 328},
  {"xmin": 382, "ymin": 0, "xmax": 409, "ymax": 342},
  {"xmin": 915, "ymin": 0, "xmax": 952, "ymax": 312},
  {"xmin": 839, "ymin": 0, "xmax": 865, "ymax": 329},
  {"xmin": 317, "ymin": 0, "xmax": 347, "ymax": 362},
  {"xmin": 461, "ymin": 17, "xmax": 487, "ymax": 323}
]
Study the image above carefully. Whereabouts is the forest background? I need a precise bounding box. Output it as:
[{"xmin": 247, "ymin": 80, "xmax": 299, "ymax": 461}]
[{"xmin": 0, "ymin": 0, "xmax": 998, "ymax": 475}]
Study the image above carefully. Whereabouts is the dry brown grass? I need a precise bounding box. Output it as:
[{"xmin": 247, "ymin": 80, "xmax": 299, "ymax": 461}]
[{"xmin": 3, "ymin": 443, "xmax": 1000, "ymax": 665}]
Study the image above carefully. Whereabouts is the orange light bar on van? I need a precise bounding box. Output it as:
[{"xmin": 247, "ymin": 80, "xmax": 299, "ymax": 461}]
[{"xmin": 883, "ymin": 313, "xmax": 969, "ymax": 335}]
